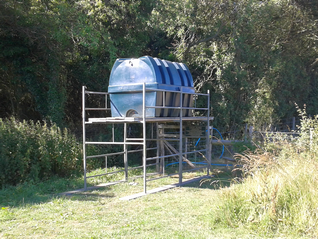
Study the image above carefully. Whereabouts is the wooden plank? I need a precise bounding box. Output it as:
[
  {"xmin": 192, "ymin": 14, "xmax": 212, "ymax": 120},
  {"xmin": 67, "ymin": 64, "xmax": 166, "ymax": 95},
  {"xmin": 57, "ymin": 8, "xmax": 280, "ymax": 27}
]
[
  {"xmin": 158, "ymin": 125, "xmax": 182, "ymax": 129},
  {"xmin": 87, "ymin": 116, "xmax": 214, "ymax": 124},
  {"xmin": 164, "ymin": 140, "xmax": 195, "ymax": 168},
  {"xmin": 185, "ymin": 126, "xmax": 206, "ymax": 137},
  {"xmin": 211, "ymin": 140, "xmax": 243, "ymax": 145}
]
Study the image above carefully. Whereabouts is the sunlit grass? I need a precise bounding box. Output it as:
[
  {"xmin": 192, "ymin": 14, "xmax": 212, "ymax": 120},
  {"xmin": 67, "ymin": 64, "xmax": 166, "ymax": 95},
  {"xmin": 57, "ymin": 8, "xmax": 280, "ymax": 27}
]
[
  {"xmin": 210, "ymin": 144, "xmax": 318, "ymax": 238},
  {"xmin": 0, "ymin": 167, "xmax": 243, "ymax": 238}
]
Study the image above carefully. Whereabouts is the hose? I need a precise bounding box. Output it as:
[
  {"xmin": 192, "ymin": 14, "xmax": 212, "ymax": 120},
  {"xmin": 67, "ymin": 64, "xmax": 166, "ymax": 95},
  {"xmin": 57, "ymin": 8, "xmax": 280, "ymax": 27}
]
[{"xmin": 195, "ymin": 127, "xmax": 225, "ymax": 158}]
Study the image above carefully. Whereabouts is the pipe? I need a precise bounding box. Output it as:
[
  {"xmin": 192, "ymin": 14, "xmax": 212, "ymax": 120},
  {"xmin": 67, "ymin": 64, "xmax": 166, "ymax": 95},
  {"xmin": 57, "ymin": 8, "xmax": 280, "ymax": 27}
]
[{"xmin": 195, "ymin": 127, "xmax": 225, "ymax": 158}]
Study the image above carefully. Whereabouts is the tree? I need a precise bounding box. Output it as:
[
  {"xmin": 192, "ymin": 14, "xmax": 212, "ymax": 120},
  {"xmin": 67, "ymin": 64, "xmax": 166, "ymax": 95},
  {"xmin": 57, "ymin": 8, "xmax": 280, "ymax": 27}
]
[
  {"xmin": 152, "ymin": 0, "xmax": 318, "ymax": 134},
  {"xmin": 0, "ymin": 0, "xmax": 157, "ymax": 128}
]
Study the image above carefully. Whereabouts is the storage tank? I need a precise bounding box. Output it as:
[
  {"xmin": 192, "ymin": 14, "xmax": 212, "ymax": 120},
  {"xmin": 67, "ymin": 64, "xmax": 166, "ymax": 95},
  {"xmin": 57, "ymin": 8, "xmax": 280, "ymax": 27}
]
[{"xmin": 108, "ymin": 56, "xmax": 194, "ymax": 117}]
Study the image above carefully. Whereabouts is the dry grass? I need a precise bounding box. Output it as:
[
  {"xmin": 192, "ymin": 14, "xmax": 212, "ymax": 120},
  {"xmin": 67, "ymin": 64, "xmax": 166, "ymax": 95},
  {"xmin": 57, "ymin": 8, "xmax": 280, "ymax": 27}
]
[{"xmin": 210, "ymin": 140, "xmax": 318, "ymax": 238}]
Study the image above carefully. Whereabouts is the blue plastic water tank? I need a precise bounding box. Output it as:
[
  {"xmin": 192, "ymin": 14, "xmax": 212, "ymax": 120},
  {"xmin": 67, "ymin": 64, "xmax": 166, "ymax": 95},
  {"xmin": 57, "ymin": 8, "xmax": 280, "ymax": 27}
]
[{"xmin": 108, "ymin": 56, "xmax": 195, "ymax": 117}]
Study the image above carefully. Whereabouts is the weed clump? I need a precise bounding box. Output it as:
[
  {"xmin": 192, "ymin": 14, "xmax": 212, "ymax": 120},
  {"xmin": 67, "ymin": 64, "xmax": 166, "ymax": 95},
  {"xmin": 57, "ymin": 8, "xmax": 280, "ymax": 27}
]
[{"xmin": 210, "ymin": 110, "xmax": 318, "ymax": 237}]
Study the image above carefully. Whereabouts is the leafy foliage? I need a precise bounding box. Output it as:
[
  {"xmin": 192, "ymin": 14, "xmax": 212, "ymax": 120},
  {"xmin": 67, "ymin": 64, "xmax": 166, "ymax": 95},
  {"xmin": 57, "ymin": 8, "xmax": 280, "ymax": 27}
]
[
  {"xmin": 152, "ymin": 0, "xmax": 318, "ymax": 134},
  {"xmin": 0, "ymin": 0, "xmax": 317, "ymax": 134},
  {"xmin": 0, "ymin": 0, "xmax": 156, "ymax": 128},
  {"xmin": 0, "ymin": 118, "xmax": 82, "ymax": 187}
]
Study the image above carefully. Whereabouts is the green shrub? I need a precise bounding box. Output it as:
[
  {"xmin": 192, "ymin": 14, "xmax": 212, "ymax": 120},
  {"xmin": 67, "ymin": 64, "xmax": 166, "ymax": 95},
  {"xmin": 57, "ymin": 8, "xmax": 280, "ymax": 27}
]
[
  {"xmin": 232, "ymin": 141, "xmax": 257, "ymax": 155},
  {"xmin": 0, "ymin": 118, "xmax": 82, "ymax": 187}
]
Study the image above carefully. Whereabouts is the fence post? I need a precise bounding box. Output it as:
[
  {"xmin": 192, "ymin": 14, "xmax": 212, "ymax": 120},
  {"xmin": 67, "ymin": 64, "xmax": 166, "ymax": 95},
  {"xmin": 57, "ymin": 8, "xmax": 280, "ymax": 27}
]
[
  {"xmin": 244, "ymin": 124, "xmax": 248, "ymax": 141},
  {"xmin": 249, "ymin": 126, "xmax": 254, "ymax": 139},
  {"xmin": 292, "ymin": 117, "xmax": 296, "ymax": 131}
]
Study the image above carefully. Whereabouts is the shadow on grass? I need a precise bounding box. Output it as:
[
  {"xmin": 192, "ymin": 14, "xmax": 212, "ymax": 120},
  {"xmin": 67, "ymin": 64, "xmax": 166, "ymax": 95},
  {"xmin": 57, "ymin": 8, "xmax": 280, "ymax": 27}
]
[
  {"xmin": 64, "ymin": 192, "xmax": 115, "ymax": 201},
  {"xmin": 0, "ymin": 164, "xmax": 242, "ymax": 208},
  {"xmin": 0, "ymin": 176, "xmax": 113, "ymax": 208},
  {"xmin": 182, "ymin": 168, "xmax": 237, "ymax": 190}
]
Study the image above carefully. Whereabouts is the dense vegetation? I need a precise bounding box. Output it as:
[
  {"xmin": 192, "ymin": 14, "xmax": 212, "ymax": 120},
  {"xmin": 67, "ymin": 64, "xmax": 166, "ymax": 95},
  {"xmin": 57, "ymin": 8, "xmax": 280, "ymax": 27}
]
[
  {"xmin": 1, "ymin": 0, "xmax": 317, "ymax": 132},
  {"xmin": 0, "ymin": 118, "xmax": 82, "ymax": 187},
  {"xmin": 211, "ymin": 108, "xmax": 318, "ymax": 237}
]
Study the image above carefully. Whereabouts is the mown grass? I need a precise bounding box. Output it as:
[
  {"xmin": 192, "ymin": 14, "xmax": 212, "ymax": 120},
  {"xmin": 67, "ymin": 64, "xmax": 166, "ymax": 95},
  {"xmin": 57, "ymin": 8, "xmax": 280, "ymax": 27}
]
[
  {"xmin": 2, "ymin": 148, "xmax": 317, "ymax": 238},
  {"xmin": 0, "ymin": 169, "xmax": 247, "ymax": 239}
]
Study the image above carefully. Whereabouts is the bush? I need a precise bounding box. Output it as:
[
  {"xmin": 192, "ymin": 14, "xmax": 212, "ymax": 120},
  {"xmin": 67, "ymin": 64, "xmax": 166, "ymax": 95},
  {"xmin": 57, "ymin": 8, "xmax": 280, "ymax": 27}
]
[{"xmin": 0, "ymin": 118, "xmax": 82, "ymax": 187}]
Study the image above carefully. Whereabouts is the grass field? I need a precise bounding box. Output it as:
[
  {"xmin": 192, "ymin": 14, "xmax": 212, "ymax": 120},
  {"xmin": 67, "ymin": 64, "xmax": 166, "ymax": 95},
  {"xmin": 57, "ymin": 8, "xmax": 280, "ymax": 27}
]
[
  {"xmin": 0, "ymin": 169, "xmax": 253, "ymax": 239},
  {"xmin": 1, "ymin": 158, "xmax": 316, "ymax": 238}
]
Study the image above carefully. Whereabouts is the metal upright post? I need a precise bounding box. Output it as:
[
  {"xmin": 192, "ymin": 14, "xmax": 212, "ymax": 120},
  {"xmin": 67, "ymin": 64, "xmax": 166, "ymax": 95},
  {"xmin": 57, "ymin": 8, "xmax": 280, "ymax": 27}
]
[
  {"xmin": 105, "ymin": 156, "xmax": 108, "ymax": 173},
  {"xmin": 105, "ymin": 93, "xmax": 108, "ymax": 117},
  {"xmin": 292, "ymin": 117, "xmax": 296, "ymax": 131},
  {"xmin": 185, "ymin": 137, "xmax": 188, "ymax": 162},
  {"xmin": 82, "ymin": 86, "xmax": 87, "ymax": 190},
  {"xmin": 179, "ymin": 88, "xmax": 183, "ymax": 184},
  {"xmin": 143, "ymin": 83, "xmax": 147, "ymax": 194},
  {"xmin": 160, "ymin": 125, "xmax": 165, "ymax": 175},
  {"xmin": 206, "ymin": 90, "xmax": 211, "ymax": 175},
  {"xmin": 156, "ymin": 123, "xmax": 160, "ymax": 173},
  {"xmin": 124, "ymin": 123, "xmax": 128, "ymax": 181},
  {"xmin": 112, "ymin": 124, "xmax": 115, "ymax": 142}
]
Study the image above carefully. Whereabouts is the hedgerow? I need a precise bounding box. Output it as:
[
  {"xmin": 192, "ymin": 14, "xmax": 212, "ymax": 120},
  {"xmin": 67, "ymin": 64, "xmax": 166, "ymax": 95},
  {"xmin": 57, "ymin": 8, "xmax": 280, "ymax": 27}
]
[{"xmin": 0, "ymin": 118, "xmax": 82, "ymax": 187}]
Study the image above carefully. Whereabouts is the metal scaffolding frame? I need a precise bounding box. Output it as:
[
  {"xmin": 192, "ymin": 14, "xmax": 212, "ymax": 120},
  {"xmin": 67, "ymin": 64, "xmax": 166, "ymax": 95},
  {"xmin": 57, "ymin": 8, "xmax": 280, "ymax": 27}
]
[{"xmin": 82, "ymin": 84, "xmax": 213, "ymax": 195}]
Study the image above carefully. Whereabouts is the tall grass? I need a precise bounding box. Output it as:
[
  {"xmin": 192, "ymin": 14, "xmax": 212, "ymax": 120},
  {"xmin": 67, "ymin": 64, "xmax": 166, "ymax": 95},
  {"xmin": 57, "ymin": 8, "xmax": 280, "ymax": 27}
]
[{"xmin": 210, "ymin": 110, "xmax": 318, "ymax": 237}]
